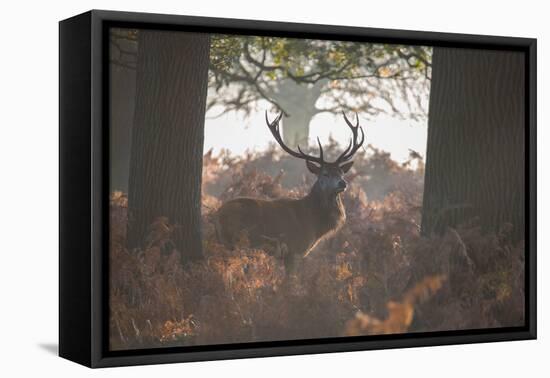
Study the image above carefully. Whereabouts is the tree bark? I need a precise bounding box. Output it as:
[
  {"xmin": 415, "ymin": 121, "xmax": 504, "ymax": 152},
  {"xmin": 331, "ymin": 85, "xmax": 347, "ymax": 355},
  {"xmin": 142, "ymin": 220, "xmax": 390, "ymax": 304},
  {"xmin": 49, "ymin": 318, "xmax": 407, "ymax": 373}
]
[
  {"xmin": 109, "ymin": 63, "xmax": 136, "ymax": 193},
  {"xmin": 421, "ymin": 47, "xmax": 525, "ymax": 239},
  {"xmin": 127, "ymin": 30, "xmax": 210, "ymax": 261}
]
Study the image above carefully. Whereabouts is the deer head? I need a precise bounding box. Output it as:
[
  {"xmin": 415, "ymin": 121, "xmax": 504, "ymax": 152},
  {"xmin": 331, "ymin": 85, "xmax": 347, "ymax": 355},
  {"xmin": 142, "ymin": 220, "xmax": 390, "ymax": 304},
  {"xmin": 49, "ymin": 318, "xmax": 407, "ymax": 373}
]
[{"xmin": 266, "ymin": 111, "xmax": 365, "ymax": 201}]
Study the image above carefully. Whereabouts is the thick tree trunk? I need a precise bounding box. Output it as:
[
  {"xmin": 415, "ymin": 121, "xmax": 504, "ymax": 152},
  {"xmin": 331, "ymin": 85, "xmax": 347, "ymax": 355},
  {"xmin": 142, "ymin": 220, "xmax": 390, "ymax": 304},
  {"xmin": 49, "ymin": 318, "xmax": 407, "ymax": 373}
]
[
  {"xmin": 282, "ymin": 109, "xmax": 314, "ymax": 147},
  {"xmin": 270, "ymin": 79, "xmax": 324, "ymax": 147},
  {"xmin": 421, "ymin": 47, "xmax": 525, "ymax": 239},
  {"xmin": 109, "ymin": 63, "xmax": 136, "ymax": 193},
  {"xmin": 127, "ymin": 30, "xmax": 210, "ymax": 262}
]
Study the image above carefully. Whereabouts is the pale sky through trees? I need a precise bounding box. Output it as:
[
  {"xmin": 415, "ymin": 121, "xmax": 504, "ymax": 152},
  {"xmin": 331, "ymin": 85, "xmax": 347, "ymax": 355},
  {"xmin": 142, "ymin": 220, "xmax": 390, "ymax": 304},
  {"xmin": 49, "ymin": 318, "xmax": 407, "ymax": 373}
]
[
  {"xmin": 204, "ymin": 100, "xmax": 428, "ymax": 163},
  {"xmin": 204, "ymin": 36, "xmax": 431, "ymax": 162}
]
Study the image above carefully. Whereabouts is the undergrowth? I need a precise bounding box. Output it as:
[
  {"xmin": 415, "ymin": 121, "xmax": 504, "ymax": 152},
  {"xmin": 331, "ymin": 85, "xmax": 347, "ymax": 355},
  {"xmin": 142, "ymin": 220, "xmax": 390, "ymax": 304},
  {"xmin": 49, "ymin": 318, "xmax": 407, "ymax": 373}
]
[{"xmin": 109, "ymin": 144, "xmax": 524, "ymax": 350}]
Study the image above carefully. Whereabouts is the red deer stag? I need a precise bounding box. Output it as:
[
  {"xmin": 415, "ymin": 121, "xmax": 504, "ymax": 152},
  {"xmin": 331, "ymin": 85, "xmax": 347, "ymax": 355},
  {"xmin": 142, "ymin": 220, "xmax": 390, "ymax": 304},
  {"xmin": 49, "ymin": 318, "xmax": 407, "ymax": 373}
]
[{"xmin": 217, "ymin": 111, "xmax": 365, "ymax": 274}]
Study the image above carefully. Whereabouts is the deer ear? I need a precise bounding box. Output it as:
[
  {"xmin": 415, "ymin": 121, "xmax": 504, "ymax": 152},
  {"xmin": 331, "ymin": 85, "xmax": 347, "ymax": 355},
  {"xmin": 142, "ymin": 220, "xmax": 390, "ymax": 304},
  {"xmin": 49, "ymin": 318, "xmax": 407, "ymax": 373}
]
[
  {"xmin": 306, "ymin": 160, "xmax": 321, "ymax": 175},
  {"xmin": 340, "ymin": 161, "xmax": 354, "ymax": 173}
]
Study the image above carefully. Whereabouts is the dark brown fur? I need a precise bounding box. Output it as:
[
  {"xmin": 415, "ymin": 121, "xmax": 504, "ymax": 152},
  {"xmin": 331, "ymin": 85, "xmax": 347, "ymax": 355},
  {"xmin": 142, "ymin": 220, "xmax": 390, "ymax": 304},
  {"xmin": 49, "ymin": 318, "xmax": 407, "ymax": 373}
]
[{"xmin": 217, "ymin": 187, "xmax": 346, "ymax": 272}]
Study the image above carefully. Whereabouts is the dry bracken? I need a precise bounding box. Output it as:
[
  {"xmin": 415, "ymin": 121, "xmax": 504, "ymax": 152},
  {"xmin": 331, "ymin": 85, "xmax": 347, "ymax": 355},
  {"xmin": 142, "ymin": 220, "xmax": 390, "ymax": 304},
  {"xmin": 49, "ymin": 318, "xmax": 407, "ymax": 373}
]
[{"xmin": 109, "ymin": 145, "xmax": 524, "ymax": 350}]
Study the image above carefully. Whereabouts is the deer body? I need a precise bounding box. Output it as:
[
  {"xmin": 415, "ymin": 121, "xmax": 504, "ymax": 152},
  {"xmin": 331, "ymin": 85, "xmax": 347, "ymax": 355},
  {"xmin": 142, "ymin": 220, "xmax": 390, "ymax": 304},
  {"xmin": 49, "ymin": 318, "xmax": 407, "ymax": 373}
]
[
  {"xmin": 217, "ymin": 111, "xmax": 364, "ymax": 273},
  {"xmin": 217, "ymin": 185, "xmax": 346, "ymax": 270}
]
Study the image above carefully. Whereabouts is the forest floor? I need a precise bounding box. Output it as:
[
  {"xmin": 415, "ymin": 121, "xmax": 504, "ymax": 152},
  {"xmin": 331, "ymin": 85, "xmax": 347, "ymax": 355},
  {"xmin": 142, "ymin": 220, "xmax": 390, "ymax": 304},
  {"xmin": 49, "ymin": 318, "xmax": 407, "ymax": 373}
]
[{"xmin": 109, "ymin": 143, "xmax": 524, "ymax": 350}]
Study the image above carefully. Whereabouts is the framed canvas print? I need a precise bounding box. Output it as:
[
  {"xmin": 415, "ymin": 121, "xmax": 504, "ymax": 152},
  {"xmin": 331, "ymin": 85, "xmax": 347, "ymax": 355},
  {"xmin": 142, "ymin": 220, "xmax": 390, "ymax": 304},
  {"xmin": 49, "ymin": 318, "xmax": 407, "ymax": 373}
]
[{"xmin": 59, "ymin": 10, "xmax": 536, "ymax": 368}]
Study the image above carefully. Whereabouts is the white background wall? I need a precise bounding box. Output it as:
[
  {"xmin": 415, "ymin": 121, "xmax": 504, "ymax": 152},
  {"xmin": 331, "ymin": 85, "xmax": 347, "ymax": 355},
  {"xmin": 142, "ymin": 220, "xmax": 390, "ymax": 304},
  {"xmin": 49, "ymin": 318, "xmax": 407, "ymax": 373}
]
[{"xmin": 0, "ymin": 0, "xmax": 546, "ymax": 376}]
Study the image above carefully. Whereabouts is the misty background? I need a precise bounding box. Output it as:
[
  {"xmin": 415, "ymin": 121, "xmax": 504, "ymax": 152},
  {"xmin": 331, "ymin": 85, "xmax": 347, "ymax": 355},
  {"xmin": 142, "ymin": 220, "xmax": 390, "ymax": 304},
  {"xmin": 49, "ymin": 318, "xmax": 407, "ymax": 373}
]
[
  {"xmin": 109, "ymin": 31, "xmax": 431, "ymax": 193},
  {"xmin": 204, "ymin": 103, "xmax": 427, "ymax": 162}
]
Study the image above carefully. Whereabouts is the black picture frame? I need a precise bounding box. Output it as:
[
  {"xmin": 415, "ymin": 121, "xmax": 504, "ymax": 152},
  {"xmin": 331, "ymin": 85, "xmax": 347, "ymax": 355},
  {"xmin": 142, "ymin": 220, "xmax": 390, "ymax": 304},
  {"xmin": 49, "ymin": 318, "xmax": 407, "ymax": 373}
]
[{"xmin": 59, "ymin": 9, "xmax": 537, "ymax": 368}]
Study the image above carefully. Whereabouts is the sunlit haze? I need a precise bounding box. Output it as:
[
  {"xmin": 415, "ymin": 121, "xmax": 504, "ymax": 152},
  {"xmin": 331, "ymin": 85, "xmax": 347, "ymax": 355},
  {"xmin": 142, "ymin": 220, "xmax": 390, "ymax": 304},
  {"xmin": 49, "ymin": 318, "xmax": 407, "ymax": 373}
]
[{"xmin": 204, "ymin": 101, "xmax": 428, "ymax": 163}]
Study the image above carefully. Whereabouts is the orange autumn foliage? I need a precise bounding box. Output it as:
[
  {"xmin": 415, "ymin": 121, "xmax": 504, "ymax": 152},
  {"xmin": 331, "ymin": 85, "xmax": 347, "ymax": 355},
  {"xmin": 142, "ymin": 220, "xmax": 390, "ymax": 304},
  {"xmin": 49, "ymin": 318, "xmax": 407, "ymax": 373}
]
[
  {"xmin": 345, "ymin": 275, "xmax": 446, "ymax": 336},
  {"xmin": 109, "ymin": 145, "xmax": 524, "ymax": 350}
]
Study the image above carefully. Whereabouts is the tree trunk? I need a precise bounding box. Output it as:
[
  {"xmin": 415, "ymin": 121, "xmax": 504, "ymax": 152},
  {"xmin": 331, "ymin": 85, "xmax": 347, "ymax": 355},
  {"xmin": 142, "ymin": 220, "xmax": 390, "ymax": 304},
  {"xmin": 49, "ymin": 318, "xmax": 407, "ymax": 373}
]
[
  {"xmin": 421, "ymin": 47, "xmax": 525, "ymax": 239},
  {"xmin": 127, "ymin": 30, "xmax": 210, "ymax": 262},
  {"xmin": 282, "ymin": 109, "xmax": 314, "ymax": 147},
  {"xmin": 270, "ymin": 79, "xmax": 324, "ymax": 147},
  {"xmin": 109, "ymin": 63, "xmax": 136, "ymax": 193}
]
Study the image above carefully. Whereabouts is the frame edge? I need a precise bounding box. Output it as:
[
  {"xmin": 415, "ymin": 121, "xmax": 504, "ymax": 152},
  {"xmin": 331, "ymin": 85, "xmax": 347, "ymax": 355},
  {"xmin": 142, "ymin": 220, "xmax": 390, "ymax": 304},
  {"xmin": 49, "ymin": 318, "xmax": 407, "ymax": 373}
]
[
  {"xmin": 59, "ymin": 11, "xmax": 94, "ymax": 368},
  {"xmin": 80, "ymin": 9, "xmax": 537, "ymax": 368}
]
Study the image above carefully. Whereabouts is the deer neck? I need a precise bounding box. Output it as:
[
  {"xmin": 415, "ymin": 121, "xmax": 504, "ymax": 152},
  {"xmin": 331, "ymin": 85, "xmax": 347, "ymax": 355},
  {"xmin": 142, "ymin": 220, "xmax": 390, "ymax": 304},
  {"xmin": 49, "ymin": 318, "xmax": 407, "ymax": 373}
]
[{"xmin": 304, "ymin": 185, "xmax": 346, "ymax": 235}]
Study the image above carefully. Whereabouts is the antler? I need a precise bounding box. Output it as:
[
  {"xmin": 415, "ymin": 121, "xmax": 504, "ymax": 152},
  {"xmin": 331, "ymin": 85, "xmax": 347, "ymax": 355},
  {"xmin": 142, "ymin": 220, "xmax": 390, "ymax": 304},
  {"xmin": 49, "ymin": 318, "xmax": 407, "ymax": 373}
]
[
  {"xmin": 335, "ymin": 111, "xmax": 365, "ymax": 164},
  {"xmin": 265, "ymin": 111, "xmax": 326, "ymax": 165}
]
